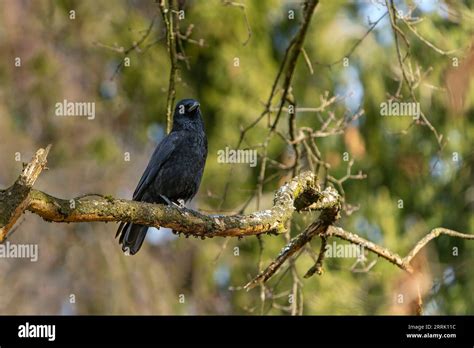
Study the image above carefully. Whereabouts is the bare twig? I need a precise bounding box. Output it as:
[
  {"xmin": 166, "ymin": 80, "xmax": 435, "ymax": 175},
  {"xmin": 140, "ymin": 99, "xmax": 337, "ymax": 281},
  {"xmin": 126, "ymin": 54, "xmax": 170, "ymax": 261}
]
[
  {"xmin": 327, "ymin": 226, "xmax": 474, "ymax": 274},
  {"xmin": 304, "ymin": 235, "xmax": 328, "ymax": 277},
  {"xmin": 221, "ymin": 0, "xmax": 320, "ymax": 209},
  {"xmin": 256, "ymin": 0, "xmax": 320, "ymax": 208},
  {"xmin": 158, "ymin": 0, "xmax": 179, "ymax": 133},
  {"xmin": 315, "ymin": 11, "xmax": 388, "ymax": 67},
  {"xmin": 95, "ymin": 16, "xmax": 159, "ymax": 80},
  {"xmin": 0, "ymin": 145, "xmax": 51, "ymax": 241},
  {"xmin": 222, "ymin": 0, "xmax": 252, "ymax": 45},
  {"xmin": 404, "ymin": 228, "xmax": 474, "ymax": 264},
  {"xmin": 386, "ymin": 0, "xmax": 443, "ymax": 148}
]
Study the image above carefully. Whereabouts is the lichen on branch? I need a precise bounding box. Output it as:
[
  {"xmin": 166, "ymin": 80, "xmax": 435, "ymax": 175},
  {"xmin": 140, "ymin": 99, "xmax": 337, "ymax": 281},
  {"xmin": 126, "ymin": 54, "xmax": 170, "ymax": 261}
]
[
  {"xmin": 0, "ymin": 146, "xmax": 334, "ymax": 242},
  {"xmin": 0, "ymin": 145, "xmax": 472, "ymax": 306}
]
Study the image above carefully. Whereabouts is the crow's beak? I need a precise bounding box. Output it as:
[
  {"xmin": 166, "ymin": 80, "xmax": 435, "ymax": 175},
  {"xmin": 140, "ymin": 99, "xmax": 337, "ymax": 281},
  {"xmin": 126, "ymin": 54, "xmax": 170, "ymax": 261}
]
[{"xmin": 189, "ymin": 101, "xmax": 200, "ymax": 111}]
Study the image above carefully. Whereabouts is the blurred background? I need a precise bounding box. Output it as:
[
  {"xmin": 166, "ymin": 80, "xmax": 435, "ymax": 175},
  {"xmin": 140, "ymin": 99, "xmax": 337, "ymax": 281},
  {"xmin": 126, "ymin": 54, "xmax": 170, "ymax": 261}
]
[{"xmin": 0, "ymin": 0, "xmax": 473, "ymax": 315}]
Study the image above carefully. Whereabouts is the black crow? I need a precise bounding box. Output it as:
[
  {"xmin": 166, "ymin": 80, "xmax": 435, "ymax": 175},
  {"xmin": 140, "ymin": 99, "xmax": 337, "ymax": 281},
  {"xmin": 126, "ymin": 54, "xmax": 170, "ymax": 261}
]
[{"xmin": 116, "ymin": 99, "xmax": 207, "ymax": 255}]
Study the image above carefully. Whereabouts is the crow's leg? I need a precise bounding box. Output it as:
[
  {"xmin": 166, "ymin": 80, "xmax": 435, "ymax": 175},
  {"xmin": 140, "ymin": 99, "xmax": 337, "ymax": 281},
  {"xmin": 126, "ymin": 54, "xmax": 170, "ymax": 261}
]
[
  {"xmin": 159, "ymin": 194, "xmax": 173, "ymax": 206},
  {"xmin": 159, "ymin": 195, "xmax": 185, "ymax": 209}
]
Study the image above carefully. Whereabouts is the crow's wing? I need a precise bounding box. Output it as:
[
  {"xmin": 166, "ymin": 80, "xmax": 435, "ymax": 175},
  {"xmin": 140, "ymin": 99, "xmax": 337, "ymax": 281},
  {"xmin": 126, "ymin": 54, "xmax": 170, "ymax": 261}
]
[{"xmin": 133, "ymin": 131, "xmax": 182, "ymax": 201}]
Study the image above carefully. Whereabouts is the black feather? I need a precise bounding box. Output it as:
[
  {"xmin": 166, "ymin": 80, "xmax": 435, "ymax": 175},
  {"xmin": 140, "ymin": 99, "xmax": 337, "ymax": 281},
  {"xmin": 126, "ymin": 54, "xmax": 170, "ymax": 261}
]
[{"xmin": 117, "ymin": 99, "xmax": 207, "ymax": 255}]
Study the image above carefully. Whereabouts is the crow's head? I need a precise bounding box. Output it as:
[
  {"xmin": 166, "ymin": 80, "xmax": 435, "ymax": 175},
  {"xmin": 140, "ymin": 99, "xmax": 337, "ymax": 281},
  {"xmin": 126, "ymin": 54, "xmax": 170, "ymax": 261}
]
[{"xmin": 172, "ymin": 99, "xmax": 203, "ymax": 131}]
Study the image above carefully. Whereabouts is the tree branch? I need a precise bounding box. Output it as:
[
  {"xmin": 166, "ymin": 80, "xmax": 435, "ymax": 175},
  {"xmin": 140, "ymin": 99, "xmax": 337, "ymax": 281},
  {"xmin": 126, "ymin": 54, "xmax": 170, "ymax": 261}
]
[
  {"xmin": 1, "ymin": 145, "xmax": 472, "ymax": 305},
  {"xmin": 256, "ymin": 0, "xmax": 320, "ymax": 208},
  {"xmin": 0, "ymin": 145, "xmax": 51, "ymax": 241},
  {"xmin": 1, "ymin": 147, "xmax": 332, "ymax": 240},
  {"xmin": 25, "ymin": 172, "xmax": 326, "ymax": 238},
  {"xmin": 327, "ymin": 226, "xmax": 474, "ymax": 274},
  {"xmin": 245, "ymin": 195, "xmax": 341, "ymax": 290},
  {"xmin": 158, "ymin": 0, "xmax": 179, "ymax": 134},
  {"xmin": 304, "ymin": 234, "xmax": 328, "ymax": 278}
]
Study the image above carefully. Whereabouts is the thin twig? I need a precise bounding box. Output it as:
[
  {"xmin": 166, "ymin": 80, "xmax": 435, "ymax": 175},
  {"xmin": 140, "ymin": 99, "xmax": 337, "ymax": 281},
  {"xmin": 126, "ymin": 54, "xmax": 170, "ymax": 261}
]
[
  {"xmin": 158, "ymin": 0, "xmax": 179, "ymax": 133},
  {"xmin": 304, "ymin": 235, "xmax": 328, "ymax": 277},
  {"xmin": 222, "ymin": 0, "xmax": 252, "ymax": 45}
]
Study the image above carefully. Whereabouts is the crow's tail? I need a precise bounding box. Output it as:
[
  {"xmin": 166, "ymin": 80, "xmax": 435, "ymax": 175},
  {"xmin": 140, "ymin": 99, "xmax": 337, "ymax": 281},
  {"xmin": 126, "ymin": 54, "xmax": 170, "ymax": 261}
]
[{"xmin": 116, "ymin": 222, "xmax": 148, "ymax": 255}]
